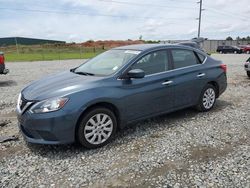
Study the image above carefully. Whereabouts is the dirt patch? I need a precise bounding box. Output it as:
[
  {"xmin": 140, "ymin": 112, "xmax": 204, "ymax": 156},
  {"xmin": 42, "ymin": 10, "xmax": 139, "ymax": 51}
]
[
  {"xmin": 0, "ymin": 80, "xmax": 17, "ymax": 87},
  {"xmin": 81, "ymin": 40, "xmax": 144, "ymax": 48},
  {"xmin": 0, "ymin": 145, "xmax": 24, "ymax": 159},
  {"xmin": 189, "ymin": 145, "xmax": 233, "ymax": 162}
]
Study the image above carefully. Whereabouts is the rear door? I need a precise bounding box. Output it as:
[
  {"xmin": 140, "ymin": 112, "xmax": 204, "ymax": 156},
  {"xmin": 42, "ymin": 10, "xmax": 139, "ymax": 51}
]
[{"xmin": 169, "ymin": 49, "xmax": 208, "ymax": 108}]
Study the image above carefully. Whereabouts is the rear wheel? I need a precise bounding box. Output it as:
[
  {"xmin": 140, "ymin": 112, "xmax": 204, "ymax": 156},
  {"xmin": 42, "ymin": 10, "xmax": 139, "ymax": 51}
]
[
  {"xmin": 234, "ymin": 51, "xmax": 237, "ymax": 54},
  {"xmin": 247, "ymin": 51, "xmax": 250, "ymax": 54},
  {"xmin": 247, "ymin": 71, "xmax": 250, "ymax": 78},
  {"xmin": 77, "ymin": 107, "xmax": 117, "ymax": 148},
  {"xmin": 196, "ymin": 84, "xmax": 217, "ymax": 112}
]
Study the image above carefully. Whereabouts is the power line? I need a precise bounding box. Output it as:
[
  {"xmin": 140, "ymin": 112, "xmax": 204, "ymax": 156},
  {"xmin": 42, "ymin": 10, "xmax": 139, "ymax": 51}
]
[
  {"xmin": 98, "ymin": 0, "xmax": 249, "ymax": 23},
  {"xmin": 0, "ymin": 7, "xmax": 195, "ymax": 22},
  {"xmin": 204, "ymin": 7, "xmax": 248, "ymax": 22},
  {"xmin": 97, "ymin": 0, "xmax": 196, "ymax": 10}
]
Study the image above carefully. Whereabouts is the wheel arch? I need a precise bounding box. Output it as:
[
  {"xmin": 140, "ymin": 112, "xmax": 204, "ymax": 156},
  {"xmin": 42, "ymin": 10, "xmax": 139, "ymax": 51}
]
[
  {"xmin": 207, "ymin": 81, "xmax": 219, "ymax": 98},
  {"xmin": 74, "ymin": 101, "xmax": 121, "ymax": 142}
]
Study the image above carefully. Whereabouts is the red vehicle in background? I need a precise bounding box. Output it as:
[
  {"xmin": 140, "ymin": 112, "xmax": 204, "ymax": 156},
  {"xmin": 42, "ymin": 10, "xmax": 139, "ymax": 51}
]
[
  {"xmin": 0, "ymin": 52, "xmax": 9, "ymax": 74},
  {"xmin": 239, "ymin": 45, "xmax": 250, "ymax": 54}
]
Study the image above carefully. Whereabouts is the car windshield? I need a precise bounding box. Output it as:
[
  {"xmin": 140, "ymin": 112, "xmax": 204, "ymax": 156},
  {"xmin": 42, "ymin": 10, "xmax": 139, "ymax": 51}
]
[{"xmin": 74, "ymin": 49, "xmax": 140, "ymax": 76}]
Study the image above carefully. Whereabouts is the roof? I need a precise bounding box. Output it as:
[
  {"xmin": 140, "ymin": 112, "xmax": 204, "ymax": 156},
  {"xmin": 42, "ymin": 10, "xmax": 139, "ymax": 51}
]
[
  {"xmin": 113, "ymin": 43, "xmax": 206, "ymax": 54},
  {"xmin": 114, "ymin": 43, "xmax": 176, "ymax": 51}
]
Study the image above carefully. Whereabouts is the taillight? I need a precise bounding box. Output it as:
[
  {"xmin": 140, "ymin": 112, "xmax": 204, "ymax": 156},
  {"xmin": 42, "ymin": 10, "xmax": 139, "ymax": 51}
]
[
  {"xmin": 220, "ymin": 64, "xmax": 227, "ymax": 73},
  {"xmin": 0, "ymin": 55, "xmax": 4, "ymax": 64}
]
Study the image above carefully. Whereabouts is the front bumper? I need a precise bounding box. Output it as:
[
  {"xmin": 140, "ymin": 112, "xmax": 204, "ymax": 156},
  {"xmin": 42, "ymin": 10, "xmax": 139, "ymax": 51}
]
[
  {"xmin": 0, "ymin": 63, "xmax": 9, "ymax": 74},
  {"xmin": 17, "ymin": 108, "xmax": 80, "ymax": 145},
  {"xmin": 3, "ymin": 68, "xmax": 9, "ymax": 74},
  {"xmin": 245, "ymin": 63, "xmax": 250, "ymax": 71}
]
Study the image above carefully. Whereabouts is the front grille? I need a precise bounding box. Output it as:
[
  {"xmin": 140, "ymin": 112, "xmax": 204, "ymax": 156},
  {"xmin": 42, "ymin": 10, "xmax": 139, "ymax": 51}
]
[
  {"xmin": 19, "ymin": 95, "xmax": 33, "ymax": 113},
  {"xmin": 20, "ymin": 97, "xmax": 28, "ymax": 110}
]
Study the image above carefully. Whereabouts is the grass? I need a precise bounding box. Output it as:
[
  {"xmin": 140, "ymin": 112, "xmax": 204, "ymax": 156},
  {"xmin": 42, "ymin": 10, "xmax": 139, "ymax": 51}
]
[
  {"xmin": 5, "ymin": 52, "xmax": 100, "ymax": 62},
  {"xmin": 1, "ymin": 45, "xmax": 105, "ymax": 62}
]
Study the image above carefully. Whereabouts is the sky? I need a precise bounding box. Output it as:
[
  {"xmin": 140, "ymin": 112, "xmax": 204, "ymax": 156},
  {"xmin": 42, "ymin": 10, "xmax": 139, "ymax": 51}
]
[{"xmin": 0, "ymin": 0, "xmax": 249, "ymax": 42}]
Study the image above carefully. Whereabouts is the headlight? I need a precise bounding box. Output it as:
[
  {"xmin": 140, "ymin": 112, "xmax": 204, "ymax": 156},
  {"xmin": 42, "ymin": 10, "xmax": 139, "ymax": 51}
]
[
  {"xmin": 30, "ymin": 97, "xmax": 68, "ymax": 113},
  {"xmin": 17, "ymin": 93, "xmax": 21, "ymax": 107}
]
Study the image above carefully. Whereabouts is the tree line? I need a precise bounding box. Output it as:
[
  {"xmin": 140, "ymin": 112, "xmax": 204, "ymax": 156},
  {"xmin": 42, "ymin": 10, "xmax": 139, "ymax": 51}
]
[{"xmin": 226, "ymin": 36, "xmax": 250, "ymax": 41}]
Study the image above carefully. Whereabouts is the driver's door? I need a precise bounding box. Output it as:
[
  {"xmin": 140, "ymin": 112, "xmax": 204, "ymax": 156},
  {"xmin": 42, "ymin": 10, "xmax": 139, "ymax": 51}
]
[{"xmin": 121, "ymin": 50, "xmax": 174, "ymax": 121}]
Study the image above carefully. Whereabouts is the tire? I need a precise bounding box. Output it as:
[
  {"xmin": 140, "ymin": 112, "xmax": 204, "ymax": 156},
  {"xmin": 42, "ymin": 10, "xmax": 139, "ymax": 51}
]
[
  {"xmin": 77, "ymin": 107, "xmax": 117, "ymax": 149},
  {"xmin": 234, "ymin": 51, "xmax": 237, "ymax": 54},
  {"xmin": 247, "ymin": 51, "xmax": 250, "ymax": 54},
  {"xmin": 196, "ymin": 84, "xmax": 217, "ymax": 112},
  {"xmin": 247, "ymin": 71, "xmax": 250, "ymax": 78},
  {"xmin": 219, "ymin": 51, "xmax": 223, "ymax": 54}
]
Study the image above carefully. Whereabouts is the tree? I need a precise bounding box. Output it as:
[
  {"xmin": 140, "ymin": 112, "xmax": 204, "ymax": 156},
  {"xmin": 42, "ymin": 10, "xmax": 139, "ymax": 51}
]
[
  {"xmin": 236, "ymin": 36, "xmax": 241, "ymax": 41},
  {"xmin": 226, "ymin": 36, "xmax": 233, "ymax": 41},
  {"xmin": 139, "ymin": 35, "xmax": 143, "ymax": 40}
]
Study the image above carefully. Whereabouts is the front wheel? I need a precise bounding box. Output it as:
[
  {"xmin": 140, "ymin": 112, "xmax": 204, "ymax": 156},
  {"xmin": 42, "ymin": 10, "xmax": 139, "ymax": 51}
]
[
  {"xmin": 196, "ymin": 84, "xmax": 217, "ymax": 112},
  {"xmin": 77, "ymin": 107, "xmax": 117, "ymax": 148},
  {"xmin": 247, "ymin": 71, "xmax": 250, "ymax": 78}
]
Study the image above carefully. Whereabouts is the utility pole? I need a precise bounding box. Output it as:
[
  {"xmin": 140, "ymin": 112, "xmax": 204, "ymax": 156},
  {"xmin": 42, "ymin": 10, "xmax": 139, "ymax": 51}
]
[
  {"xmin": 197, "ymin": 0, "xmax": 203, "ymax": 38},
  {"xmin": 15, "ymin": 37, "xmax": 19, "ymax": 54}
]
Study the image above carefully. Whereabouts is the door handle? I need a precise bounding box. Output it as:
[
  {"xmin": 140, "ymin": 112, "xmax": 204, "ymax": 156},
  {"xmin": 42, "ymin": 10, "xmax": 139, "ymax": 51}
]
[
  {"xmin": 197, "ymin": 73, "xmax": 205, "ymax": 78},
  {"xmin": 162, "ymin": 80, "xmax": 173, "ymax": 85}
]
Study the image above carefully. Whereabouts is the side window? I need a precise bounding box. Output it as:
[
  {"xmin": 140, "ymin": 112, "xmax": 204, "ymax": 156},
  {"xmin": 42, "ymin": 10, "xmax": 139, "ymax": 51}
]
[
  {"xmin": 171, "ymin": 49, "xmax": 200, "ymax": 69},
  {"xmin": 196, "ymin": 52, "xmax": 205, "ymax": 63},
  {"xmin": 131, "ymin": 50, "xmax": 169, "ymax": 75}
]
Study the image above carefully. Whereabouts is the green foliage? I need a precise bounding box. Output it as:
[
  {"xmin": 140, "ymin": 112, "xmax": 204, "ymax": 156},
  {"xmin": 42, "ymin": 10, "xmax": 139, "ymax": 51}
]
[
  {"xmin": 236, "ymin": 36, "xmax": 250, "ymax": 41},
  {"xmin": 1, "ymin": 45, "xmax": 105, "ymax": 62},
  {"xmin": 226, "ymin": 36, "xmax": 233, "ymax": 41}
]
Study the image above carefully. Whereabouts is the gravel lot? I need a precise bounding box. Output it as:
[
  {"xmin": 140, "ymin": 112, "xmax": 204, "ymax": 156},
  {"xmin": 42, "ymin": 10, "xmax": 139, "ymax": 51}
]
[{"xmin": 0, "ymin": 54, "xmax": 250, "ymax": 187}]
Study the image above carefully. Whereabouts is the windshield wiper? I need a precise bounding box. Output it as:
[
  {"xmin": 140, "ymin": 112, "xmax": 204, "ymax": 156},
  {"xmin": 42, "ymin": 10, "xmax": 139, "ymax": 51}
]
[{"xmin": 74, "ymin": 71, "xmax": 95, "ymax": 76}]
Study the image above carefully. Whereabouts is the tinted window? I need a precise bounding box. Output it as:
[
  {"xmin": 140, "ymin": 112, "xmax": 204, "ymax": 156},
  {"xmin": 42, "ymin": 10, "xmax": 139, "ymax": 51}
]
[
  {"xmin": 197, "ymin": 53, "xmax": 205, "ymax": 62},
  {"xmin": 131, "ymin": 50, "xmax": 168, "ymax": 75},
  {"xmin": 171, "ymin": 49, "xmax": 200, "ymax": 69}
]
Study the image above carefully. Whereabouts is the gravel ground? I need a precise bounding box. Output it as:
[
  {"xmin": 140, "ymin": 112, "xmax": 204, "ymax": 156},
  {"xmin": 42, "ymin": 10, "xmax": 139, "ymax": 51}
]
[{"xmin": 0, "ymin": 55, "xmax": 250, "ymax": 187}]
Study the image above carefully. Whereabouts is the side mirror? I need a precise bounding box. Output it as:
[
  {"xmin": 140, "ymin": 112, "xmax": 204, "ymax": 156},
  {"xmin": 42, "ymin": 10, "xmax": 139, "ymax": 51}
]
[{"xmin": 127, "ymin": 69, "xmax": 145, "ymax": 79}]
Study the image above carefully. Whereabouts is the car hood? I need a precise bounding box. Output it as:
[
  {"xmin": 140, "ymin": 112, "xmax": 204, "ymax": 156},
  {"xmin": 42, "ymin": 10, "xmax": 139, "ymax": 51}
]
[{"xmin": 22, "ymin": 71, "xmax": 104, "ymax": 100}]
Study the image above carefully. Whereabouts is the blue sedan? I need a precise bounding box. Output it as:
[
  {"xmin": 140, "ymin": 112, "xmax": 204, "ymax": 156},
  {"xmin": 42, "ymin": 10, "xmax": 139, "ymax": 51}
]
[{"xmin": 17, "ymin": 44, "xmax": 227, "ymax": 148}]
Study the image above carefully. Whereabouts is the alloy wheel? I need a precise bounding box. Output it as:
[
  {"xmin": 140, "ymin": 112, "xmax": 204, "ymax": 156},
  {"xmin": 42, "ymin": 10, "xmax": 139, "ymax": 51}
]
[
  {"xmin": 84, "ymin": 113, "xmax": 113, "ymax": 145},
  {"xmin": 202, "ymin": 88, "xmax": 215, "ymax": 109}
]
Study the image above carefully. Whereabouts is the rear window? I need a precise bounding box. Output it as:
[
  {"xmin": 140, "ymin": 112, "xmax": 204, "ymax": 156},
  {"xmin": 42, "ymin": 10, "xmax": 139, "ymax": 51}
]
[{"xmin": 171, "ymin": 49, "xmax": 200, "ymax": 69}]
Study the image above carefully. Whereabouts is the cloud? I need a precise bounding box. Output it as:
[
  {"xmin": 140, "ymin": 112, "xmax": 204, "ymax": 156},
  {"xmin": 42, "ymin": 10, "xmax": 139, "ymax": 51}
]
[{"xmin": 0, "ymin": 0, "xmax": 249, "ymax": 41}]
